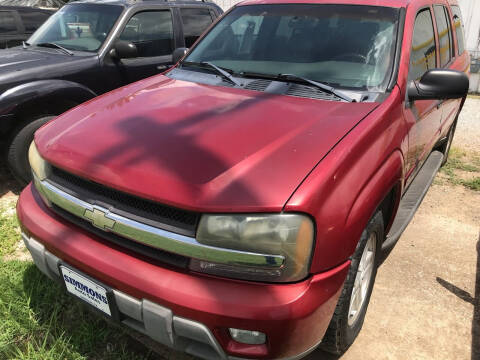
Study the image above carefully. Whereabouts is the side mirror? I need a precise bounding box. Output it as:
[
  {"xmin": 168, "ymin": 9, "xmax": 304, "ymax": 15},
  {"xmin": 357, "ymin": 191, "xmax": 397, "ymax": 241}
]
[
  {"xmin": 110, "ymin": 40, "xmax": 138, "ymax": 60},
  {"xmin": 408, "ymin": 69, "xmax": 469, "ymax": 101},
  {"xmin": 172, "ymin": 47, "xmax": 188, "ymax": 64}
]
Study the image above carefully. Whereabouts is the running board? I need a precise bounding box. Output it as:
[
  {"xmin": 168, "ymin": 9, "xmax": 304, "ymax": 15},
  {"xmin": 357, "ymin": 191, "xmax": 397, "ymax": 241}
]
[{"xmin": 381, "ymin": 150, "xmax": 444, "ymax": 261}]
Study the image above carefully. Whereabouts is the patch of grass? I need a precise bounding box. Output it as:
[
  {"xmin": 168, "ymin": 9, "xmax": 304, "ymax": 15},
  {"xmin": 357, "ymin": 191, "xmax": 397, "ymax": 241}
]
[
  {"xmin": 440, "ymin": 147, "xmax": 480, "ymax": 191},
  {"xmin": 0, "ymin": 199, "xmax": 20, "ymax": 258},
  {"xmin": 0, "ymin": 260, "xmax": 156, "ymax": 360},
  {"xmin": 0, "ymin": 196, "xmax": 161, "ymax": 359},
  {"xmin": 462, "ymin": 177, "xmax": 480, "ymax": 191}
]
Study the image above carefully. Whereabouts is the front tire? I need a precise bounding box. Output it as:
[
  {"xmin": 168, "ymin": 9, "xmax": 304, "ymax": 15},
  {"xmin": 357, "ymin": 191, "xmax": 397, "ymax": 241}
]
[
  {"xmin": 319, "ymin": 211, "xmax": 384, "ymax": 355},
  {"xmin": 6, "ymin": 116, "xmax": 54, "ymax": 185}
]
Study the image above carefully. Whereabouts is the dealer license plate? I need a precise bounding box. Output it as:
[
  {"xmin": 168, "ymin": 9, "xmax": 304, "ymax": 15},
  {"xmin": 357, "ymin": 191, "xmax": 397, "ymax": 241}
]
[{"xmin": 60, "ymin": 266, "xmax": 112, "ymax": 316}]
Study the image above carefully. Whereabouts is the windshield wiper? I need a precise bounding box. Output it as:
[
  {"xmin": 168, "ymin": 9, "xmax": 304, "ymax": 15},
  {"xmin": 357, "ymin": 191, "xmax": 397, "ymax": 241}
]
[
  {"xmin": 237, "ymin": 71, "xmax": 354, "ymax": 102},
  {"xmin": 182, "ymin": 61, "xmax": 242, "ymax": 87},
  {"xmin": 36, "ymin": 42, "xmax": 73, "ymax": 56},
  {"xmin": 277, "ymin": 74, "xmax": 354, "ymax": 102}
]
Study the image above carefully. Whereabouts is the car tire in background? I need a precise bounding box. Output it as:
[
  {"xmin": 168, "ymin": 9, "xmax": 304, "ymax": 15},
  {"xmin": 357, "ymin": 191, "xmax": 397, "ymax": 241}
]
[
  {"xmin": 7, "ymin": 116, "xmax": 55, "ymax": 185},
  {"xmin": 318, "ymin": 211, "xmax": 384, "ymax": 356}
]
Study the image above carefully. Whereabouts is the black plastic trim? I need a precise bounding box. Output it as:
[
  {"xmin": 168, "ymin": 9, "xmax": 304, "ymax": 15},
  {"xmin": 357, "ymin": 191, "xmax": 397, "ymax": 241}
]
[
  {"xmin": 380, "ymin": 150, "xmax": 444, "ymax": 262},
  {"xmin": 387, "ymin": 7, "xmax": 406, "ymax": 91}
]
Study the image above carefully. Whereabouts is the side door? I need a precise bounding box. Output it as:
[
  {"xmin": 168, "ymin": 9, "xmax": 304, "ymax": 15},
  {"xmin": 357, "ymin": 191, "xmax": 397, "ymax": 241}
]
[
  {"xmin": 403, "ymin": 7, "xmax": 443, "ymax": 187},
  {"xmin": 178, "ymin": 7, "xmax": 215, "ymax": 48},
  {"xmin": 439, "ymin": 5, "xmax": 468, "ymax": 136},
  {"xmin": 0, "ymin": 10, "xmax": 23, "ymax": 48},
  {"xmin": 116, "ymin": 9, "xmax": 176, "ymax": 83}
]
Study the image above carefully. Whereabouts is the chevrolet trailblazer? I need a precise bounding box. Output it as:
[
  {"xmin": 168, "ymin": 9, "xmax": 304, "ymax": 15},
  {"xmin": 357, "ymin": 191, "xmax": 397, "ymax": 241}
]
[{"xmin": 17, "ymin": 0, "xmax": 469, "ymax": 359}]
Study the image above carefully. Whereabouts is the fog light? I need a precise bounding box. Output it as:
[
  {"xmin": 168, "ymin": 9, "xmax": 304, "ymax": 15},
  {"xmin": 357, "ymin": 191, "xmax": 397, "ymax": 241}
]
[{"xmin": 229, "ymin": 328, "xmax": 266, "ymax": 345}]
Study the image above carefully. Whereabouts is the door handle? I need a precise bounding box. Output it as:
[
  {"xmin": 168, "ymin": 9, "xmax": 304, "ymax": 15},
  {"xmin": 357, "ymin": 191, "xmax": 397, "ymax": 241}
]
[{"xmin": 157, "ymin": 65, "xmax": 171, "ymax": 71}]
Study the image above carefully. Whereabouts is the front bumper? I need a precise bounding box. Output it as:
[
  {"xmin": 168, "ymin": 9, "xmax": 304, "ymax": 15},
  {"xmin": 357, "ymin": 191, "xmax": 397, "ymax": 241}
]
[{"xmin": 17, "ymin": 184, "xmax": 350, "ymax": 359}]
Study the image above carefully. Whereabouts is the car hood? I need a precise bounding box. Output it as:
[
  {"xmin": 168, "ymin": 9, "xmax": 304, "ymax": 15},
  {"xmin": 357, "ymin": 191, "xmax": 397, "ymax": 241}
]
[
  {"xmin": 0, "ymin": 48, "xmax": 95, "ymax": 89},
  {"xmin": 36, "ymin": 75, "xmax": 379, "ymax": 212}
]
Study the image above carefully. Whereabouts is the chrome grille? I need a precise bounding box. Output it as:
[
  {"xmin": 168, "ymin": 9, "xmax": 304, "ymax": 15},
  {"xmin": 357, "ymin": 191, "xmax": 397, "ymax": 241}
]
[{"xmin": 49, "ymin": 166, "xmax": 199, "ymax": 237}]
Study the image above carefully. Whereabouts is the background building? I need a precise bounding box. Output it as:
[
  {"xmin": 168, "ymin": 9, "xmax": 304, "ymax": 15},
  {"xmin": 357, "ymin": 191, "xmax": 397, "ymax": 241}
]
[{"xmin": 458, "ymin": 0, "xmax": 480, "ymax": 92}]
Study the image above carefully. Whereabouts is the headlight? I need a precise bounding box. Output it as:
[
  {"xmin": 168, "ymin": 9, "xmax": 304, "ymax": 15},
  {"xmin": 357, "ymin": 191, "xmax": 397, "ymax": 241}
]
[
  {"xmin": 28, "ymin": 141, "xmax": 50, "ymax": 181},
  {"xmin": 191, "ymin": 214, "xmax": 314, "ymax": 282}
]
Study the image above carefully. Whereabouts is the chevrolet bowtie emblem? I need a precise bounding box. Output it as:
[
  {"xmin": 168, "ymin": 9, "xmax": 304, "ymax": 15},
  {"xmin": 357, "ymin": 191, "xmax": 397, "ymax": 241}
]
[{"xmin": 84, "ymin": 208, "xmax": 115, "ymax": 230}]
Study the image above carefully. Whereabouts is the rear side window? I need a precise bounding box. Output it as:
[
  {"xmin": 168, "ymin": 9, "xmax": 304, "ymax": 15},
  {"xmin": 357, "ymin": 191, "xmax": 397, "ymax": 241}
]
[
  {"xmin": 410, "ymin": 9, "xmax": 436, "ymax": 81},
  {"xmin": 0, "ymin": 11, "xmax": 17, "ymax": 33},
  {"xmin": 19, "ymin": 10, "xmax": 50, "ymax": 33},
  {"xmin": 120, "ymin": 11, "xmax": 174, "ymax": 57},
  {"xmin": 180, "ymin": 8, "xmax": 213, "ymax": 48},
  {"xmin": 433, "ymin": 6, "xmax": 452, "ymax": 67},
  {"xmin": 451, "ymin": 5, "xmax": 465, "ymax": 55}
]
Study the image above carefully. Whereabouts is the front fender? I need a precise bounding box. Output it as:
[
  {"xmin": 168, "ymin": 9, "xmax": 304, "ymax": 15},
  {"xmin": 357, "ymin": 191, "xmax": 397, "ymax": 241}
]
[
  {"xmin": 0, "ymin": 80, "xmax": 97, "ymax": 116},
  {"xmin": 284, "ymin": 86, "xmax": 407, "ymax": 273},
  {"xmin": 344, "ymin": 150, "xmax": 404, "ymax": 256}
]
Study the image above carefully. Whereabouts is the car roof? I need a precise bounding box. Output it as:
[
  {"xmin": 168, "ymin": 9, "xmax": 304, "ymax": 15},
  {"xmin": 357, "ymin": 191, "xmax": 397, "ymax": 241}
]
[
  {"xmin": 237, "ymin": 0, "xmax": 459, "ymax": 9},
  {"xmin": 67, "ymin": 0, "xmax": 221, "ymax": 9}
]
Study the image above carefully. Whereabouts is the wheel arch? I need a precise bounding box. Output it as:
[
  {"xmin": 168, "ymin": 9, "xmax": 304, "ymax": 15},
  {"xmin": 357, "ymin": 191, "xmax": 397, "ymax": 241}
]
[
  {"xmin": 0, "ymin": 80, "xmax": 97, "ymax": 137},
  {"xmin": 343, "ymin": 149, "xmax": 404, "ymax": 259}
]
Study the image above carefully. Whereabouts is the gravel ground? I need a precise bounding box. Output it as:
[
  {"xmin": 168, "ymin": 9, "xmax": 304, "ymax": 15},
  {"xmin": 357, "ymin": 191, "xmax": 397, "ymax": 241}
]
[
  {"xmin": 455, "ymin": 96, "xmax": 480, "ymax": 151},
  {"xmin": 0, "ymin": 97, "xmax": 479, "ymax": 360}
]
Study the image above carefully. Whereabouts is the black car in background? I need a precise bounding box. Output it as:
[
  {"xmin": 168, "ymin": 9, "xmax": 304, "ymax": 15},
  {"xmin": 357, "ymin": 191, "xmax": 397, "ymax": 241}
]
[
  {"xmin": 0, "ymin": 0, "xmax": 222, "ymax": 183},
  {"xmin": 0, "ymin": 6, "xmax": 53, "ymax": 48}
]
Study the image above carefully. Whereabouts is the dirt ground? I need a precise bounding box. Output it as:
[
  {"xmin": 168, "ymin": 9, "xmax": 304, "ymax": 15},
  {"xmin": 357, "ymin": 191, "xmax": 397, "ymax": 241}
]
[{"xmin": 1, "ymin": 98, "xmax": 479, "ymax": 360}]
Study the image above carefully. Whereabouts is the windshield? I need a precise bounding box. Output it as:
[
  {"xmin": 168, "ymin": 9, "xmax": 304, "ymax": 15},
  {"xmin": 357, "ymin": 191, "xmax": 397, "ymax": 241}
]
[
  {"xmin": 185, "ymin": 4, "xmax": 400, "ymax": 91},
  {"xmin": 28, "ymin": 3, "xmax": 123, "ymax": 52}
]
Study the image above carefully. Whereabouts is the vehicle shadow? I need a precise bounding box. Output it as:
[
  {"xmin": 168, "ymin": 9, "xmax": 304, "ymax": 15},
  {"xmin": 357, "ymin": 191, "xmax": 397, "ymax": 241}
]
[
  {"xmin": 19, "ymin": 91, "xmax": 341, "ymax": 359},
  {"xmin": 302, "ymin": 349, "xmax": 340, "ymax": 359},
  {"xmin": 21, "ymin": 263, "xmax": 169, "ymax": 359},
  {"xmin": 0, "ymin": 159, "xmax": 22, "ymax": 197},
  {"xmin": 436, "ymin": 233, "xmax": 480, "ymax": 360}
]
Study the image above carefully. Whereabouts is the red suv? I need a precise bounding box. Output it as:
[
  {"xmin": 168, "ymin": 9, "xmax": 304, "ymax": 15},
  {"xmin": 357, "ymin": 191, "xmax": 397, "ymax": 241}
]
[{"xmin": 17, "ymin": 0, "xmax": 469, "ymax": 359}]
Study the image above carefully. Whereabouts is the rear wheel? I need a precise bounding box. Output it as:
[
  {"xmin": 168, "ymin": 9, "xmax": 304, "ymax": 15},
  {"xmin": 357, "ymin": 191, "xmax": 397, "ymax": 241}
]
[
  {"xmin": 318, "ymin": 211, "xmax": 383, "ymax": 355},
  {"xmin": 6, "ymin": 116, "xmax": 55, "ymax": 185}
]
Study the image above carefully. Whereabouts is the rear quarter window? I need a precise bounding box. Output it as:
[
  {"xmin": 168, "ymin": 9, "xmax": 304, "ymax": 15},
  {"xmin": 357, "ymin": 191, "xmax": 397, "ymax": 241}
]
[
  {"xmin": 433, "ymin": 5, "xmax": 452, "ymax": 67},
  {"xmin": 451, "ymin": 5, "xmax": 465, "ymax": 55}
]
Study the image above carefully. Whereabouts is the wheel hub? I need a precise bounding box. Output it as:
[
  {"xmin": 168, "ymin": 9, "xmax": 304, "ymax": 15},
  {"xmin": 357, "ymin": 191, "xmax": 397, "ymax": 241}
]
[{"xmin": 348, "ymin": 233, "xmax": 376, "ymax": 326}]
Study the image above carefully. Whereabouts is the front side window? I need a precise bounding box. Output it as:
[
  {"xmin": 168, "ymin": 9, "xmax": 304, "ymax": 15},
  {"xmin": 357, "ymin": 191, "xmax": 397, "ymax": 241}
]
[
  {"xmin": 434, "ymin": 6, "xmax": 452, "ymax": 67},
  {"xmin": 120, "ymin": 11, "xmax": 173, "ymax": 57},
  {"xmin": 410, "ymin": 9, "xmax": 436, "ymax": 81},
  {"xmin": 185, "ymin": 4, "xmax": 400, "ymax": 90},
  {"xmin": 180, "ymin": 8, "xmax": 213, "ymax": 48},
  {"xmin": 451, "ymin": 5, "xmax": 465, "ymax": 55},
  {"xmin": 0, "ymin": 11, "xmax": 17, "ymax": 34},
  {"xmin": 28, "ymin": 4, "xmax": 123, "ymax": 52}
]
